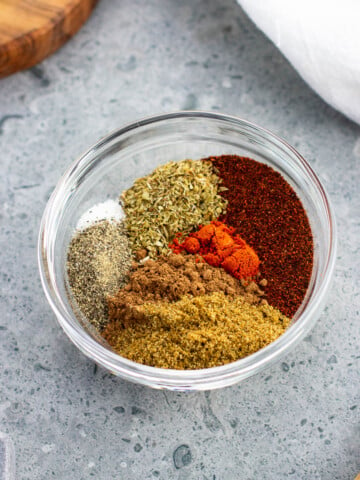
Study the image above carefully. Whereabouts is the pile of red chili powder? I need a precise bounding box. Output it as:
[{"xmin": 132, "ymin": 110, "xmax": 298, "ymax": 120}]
[{"xmin": 207, "ymin": 155, "xmax": 313, "ymax": 317}]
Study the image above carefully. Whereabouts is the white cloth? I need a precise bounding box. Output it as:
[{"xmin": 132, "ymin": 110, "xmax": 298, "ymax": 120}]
[{"xmin": 237, "ymin": 0, "xmax": 360, "ymax": 125}]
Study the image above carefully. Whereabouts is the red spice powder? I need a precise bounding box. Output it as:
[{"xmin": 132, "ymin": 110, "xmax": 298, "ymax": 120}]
[
  {"xmin": 207, "ymin": 155, "xmax": 313, "ymax": 317},
  {"xmin": 170, "ymin": 220, "xmax": 260, "ymax": 280}
]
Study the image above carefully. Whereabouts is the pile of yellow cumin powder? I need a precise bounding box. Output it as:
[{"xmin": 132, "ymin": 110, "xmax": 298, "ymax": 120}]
[{"xmin": 103, "ymin": 292, "xmax": 290, "ymax": 370}]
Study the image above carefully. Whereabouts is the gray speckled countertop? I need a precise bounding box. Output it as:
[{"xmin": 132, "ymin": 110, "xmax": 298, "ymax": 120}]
[{"xmin": 0, "ymin": 1, "xmax": 359, "ymax": 479}]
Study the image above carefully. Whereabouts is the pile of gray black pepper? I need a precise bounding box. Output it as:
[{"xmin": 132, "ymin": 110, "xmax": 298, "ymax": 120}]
[{"xmin": 67, "ymin": 220, "xmax": 131, "ymax": 330}]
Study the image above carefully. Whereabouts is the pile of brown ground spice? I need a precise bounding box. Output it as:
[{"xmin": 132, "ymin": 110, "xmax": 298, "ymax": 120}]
[
  {"xmin": 67, "ymin": 220, "xmax": 132, "ymax": 330},
  {"xmin": 103, "ymin": 292, "xmax": 290, "ymax": 369},
  {"xmin": 108, "ymin": 253, "xmax": 267, "ymax": 327}
]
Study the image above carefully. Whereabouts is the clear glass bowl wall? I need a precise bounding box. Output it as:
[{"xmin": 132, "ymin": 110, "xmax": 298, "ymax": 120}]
[{"xmin": 38, "ymin": 112, "xmax": 336, "ymax": 391}]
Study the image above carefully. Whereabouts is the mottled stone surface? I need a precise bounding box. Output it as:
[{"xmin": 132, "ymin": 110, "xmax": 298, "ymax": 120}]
[{"xmin": 0, "ymin": 1, "xmax": 359, "ymax": 479}]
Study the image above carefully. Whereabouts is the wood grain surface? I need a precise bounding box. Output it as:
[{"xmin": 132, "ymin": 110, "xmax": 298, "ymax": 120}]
[{"xmin": 0, "ymin": 0, "xmax": 98, "ymax": 77}]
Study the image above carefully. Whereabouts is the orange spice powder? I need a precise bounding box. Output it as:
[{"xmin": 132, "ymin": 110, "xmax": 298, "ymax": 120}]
[{"xmin": 169, "ymin": 220, "xmax": 260, "ymax": 280}]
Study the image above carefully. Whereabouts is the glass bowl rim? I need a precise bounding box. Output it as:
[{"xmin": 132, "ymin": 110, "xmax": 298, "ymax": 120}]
[{"xmin": 38, "ymin": 110, "xmax": 337, "ymax": 389}]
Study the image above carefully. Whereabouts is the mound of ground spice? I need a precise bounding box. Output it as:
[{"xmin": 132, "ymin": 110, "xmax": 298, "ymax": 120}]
[
  {"xmin": 208, "ymin": 155, "xmax": 313, "ymax": 317},
  {"xmin": 108, "ymin": 253, "xmax": 266, "ymax": 327},
  {"xmin": 103, "ymin": 292, "xmax": 290, "ymax": 369},
  {"xmin": 170, "ymin": 220, "xmax": 260, "ymax": 279},
  {"xmin": 67, "ymin": 220, "xmax": 132, "ymax": 330}
]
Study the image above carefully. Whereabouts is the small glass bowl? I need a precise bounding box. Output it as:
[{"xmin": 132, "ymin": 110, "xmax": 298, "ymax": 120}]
[{"xmin": 38, "ymin": 111, "xmax": 336, "ymax": 391}]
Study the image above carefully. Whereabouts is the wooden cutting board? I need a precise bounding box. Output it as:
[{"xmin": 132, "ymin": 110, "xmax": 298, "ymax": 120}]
[{"xmin": 0, "ymin": 0, "xmax": 98, "ymax": 78}]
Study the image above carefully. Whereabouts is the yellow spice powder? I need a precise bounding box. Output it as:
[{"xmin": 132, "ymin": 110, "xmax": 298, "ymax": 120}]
[{"xmin": 103, "ymin": 292, "xmax": 290, "ymax": 370}]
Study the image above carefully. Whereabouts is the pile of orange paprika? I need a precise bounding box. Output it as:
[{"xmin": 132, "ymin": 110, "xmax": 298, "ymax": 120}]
[{"xmin": 170, "ymin": 220, "xmax": 260, "ymax": 280}]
